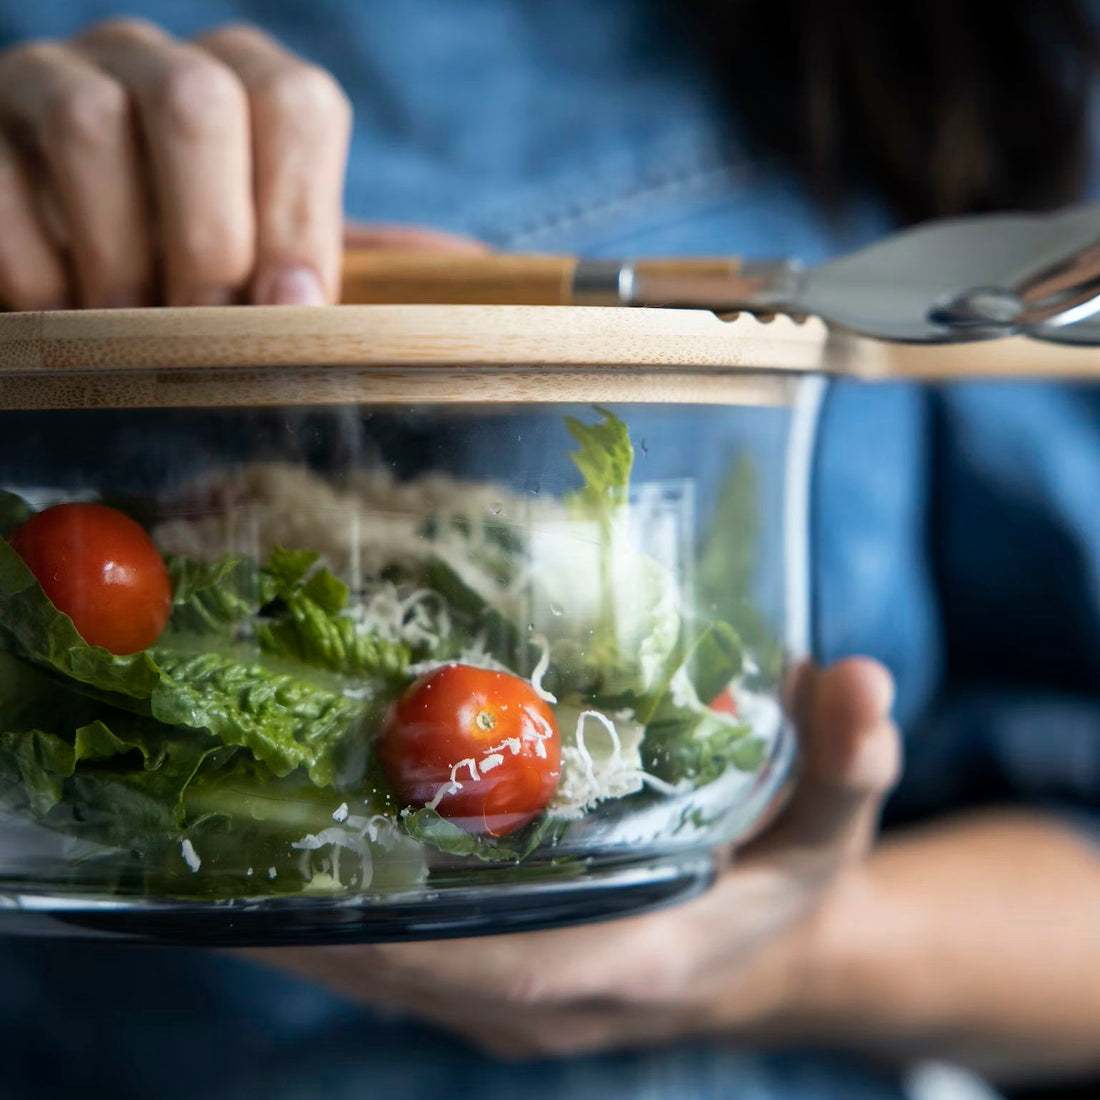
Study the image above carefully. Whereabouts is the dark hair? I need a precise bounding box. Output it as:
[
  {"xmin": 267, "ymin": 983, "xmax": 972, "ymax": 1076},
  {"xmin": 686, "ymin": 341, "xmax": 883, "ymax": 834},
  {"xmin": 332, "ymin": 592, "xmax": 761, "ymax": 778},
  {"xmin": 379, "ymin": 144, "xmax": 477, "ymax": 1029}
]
[{"xmin": 692, "ymin": 0, "xmax": 1099, "ymax": 221}]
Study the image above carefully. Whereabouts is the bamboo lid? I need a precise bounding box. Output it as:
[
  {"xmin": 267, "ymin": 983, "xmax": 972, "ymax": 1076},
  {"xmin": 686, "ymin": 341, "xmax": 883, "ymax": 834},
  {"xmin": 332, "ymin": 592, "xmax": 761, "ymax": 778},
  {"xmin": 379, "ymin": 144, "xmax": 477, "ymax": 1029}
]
[
  {"xmin": 0, "ymin": 305, "xmax": 827, "ymax": 410},
  {"xmin": 0, "ymin": 304, "xmax": 1092, "ymax": 411}
]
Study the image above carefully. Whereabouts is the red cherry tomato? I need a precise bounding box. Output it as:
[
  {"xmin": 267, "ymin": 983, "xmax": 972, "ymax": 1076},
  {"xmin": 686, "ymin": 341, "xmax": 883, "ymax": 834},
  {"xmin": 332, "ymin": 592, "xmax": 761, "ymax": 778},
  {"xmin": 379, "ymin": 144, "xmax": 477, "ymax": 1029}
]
[
  {"xmin": 9, "ymin": 502, "xmax": 172, "ymax": 655},
  {"xmin": 709, "ymin": 686, "xmax": 739, "ymax": 718},
  {"xmin": 379, "ymin": 664, "xmax": 561, "ymax": 837}
]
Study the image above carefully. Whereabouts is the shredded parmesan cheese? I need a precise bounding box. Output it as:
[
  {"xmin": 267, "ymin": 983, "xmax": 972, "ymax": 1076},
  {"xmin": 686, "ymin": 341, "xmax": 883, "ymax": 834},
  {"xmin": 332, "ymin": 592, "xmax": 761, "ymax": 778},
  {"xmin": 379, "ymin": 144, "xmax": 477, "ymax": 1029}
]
[
  {"xmin": 180, "ymin": 838, "xmax": 201, "ymax": 873},
  {"xmin": 425, "ymin": 757, "xmax": 481, "ymax": 810},
  {"xmin": 529, "ymin": 633, "xmax": 557, "ymax": 704},
  {"xmin": 640, "ymin": 772, "xmax": 693, "ymax": 797},
  {"xmin": 550, "ymin": 707, "xmax": 649, "ymax": 819},
  {"xmin": 521, "ymin": 705, "xmax": 557, "ymax": 760}
]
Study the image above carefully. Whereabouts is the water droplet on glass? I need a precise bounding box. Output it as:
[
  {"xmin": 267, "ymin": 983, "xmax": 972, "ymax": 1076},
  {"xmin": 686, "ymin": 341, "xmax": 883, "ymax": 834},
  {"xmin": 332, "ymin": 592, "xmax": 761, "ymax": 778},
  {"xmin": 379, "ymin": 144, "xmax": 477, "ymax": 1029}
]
[
  {"xmin": 489, "ymin": 501, "xmax": 503, "ymax": 515},
  {"xmin": 549, "ymin": 601, "xmax": 563, "ymax": 617}
]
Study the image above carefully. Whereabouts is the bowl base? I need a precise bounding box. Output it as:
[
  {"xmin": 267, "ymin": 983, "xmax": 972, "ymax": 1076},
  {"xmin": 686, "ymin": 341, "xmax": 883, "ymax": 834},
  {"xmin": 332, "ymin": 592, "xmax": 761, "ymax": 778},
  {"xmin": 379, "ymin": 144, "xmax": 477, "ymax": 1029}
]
[{"xmin": 0, "ymin": 853, "xmax": 716, "ymax": 945}]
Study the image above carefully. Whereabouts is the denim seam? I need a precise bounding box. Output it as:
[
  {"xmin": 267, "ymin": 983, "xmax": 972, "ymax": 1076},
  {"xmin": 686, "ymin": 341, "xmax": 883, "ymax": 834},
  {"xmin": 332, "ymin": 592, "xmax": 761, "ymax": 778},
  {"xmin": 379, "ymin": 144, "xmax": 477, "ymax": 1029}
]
[{"xmin": 481, "ymin": 154, "xmax": 756, "ymax": 249}]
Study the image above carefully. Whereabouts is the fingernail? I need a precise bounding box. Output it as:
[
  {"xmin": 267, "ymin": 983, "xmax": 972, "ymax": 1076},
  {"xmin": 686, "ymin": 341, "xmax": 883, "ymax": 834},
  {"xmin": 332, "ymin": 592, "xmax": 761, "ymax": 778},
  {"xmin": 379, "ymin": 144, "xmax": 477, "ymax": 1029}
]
[{"xmin": 253, "ymin": 267, "xmax": 326, "ymax": 306}]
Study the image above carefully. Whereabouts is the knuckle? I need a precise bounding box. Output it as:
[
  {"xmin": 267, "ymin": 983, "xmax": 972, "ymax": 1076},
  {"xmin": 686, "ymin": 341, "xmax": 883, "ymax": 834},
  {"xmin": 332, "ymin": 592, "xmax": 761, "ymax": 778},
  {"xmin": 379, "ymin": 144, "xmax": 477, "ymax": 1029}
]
[
  {"xmin": 149, "ymin": 57, "xmax": 246, "ymax": 139},
  {"xmin": 200, "ymin": 22, "xmax": 275, "ymax": 53},
  {"xmin": 78, "ymin": 243, "xmax": 152, "ymax": 298},
  {"xmin": 0, "ymin": 40, "xmax": 61, "ymax": 73},
  {"xmin": 172, "ymin": 220, "xmax": 252, "ymax": 285},
  {"xmin": 257, "ymin": 63, "xmax": 351, "ymax": 128},
  {"xmin": 41, "ymin": 77, "xmax": 128, "ymax": 150},
  {"xmin": 80, "ymin": 16, "xmax": 164, "ymax": 45},
  {"xmin": 0, "ymin": 258, "xmax": 65, "ymax": 310}
]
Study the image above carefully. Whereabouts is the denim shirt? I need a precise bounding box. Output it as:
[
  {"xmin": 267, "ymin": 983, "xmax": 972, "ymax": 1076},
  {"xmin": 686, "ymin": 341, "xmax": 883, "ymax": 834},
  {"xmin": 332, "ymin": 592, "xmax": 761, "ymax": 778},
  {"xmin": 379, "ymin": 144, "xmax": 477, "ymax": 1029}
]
[{"xmin": 0, "ymin": 3, "xmax": 1097, "ymax": 1099}]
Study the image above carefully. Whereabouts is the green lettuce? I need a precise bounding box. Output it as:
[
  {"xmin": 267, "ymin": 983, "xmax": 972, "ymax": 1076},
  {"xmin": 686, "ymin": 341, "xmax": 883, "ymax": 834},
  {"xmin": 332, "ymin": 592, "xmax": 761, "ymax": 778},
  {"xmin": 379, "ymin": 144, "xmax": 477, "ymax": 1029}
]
[
  {"xmin": 149, "ymin": 649, "xmax": 367, "ymax": 787},
  {"xmin": 265, "ymin": 545, "xmax": 322, "ymax": 591},
  {"xmin": 0, "ymin": 536, "xmax": 162, "ymax": 699},
  {"xmin": 254, "ymin": 556, "xmax": 409, "ymax": 680},
  {"xmin": 550, "ymin": 410, "xmax": 759, "ymax": 787},
  {"xmin": 0, "ymin": 714, "xmax": 231, "ymax": 835},
  {"xmin": 0, "ymin": 537, "xmax": 370, "ymax": 788},
  {"xmin": 640, "ymin": 709, "xmax": 761, "ymax": 786},
  {"xmin": 564, "ymin": 408, "xmax": 633, "ymax": 666},
  {"xmin": 401, "ymin": 807, "xmax": 565, "ymax": 864},
  {"xmin": 171, "ymin": 544, "xmax": 411, "ymax": 681},
  {"xmin": 0, "ymin": 490, "xmax": 32, "ymax": 537},
  {"xmin": 167, "ymin": 553, "xmax": 274, "ymax": 634},
  {"xmin": 564, "ymin": 406, "xmax": 634, "ymax": 517}
]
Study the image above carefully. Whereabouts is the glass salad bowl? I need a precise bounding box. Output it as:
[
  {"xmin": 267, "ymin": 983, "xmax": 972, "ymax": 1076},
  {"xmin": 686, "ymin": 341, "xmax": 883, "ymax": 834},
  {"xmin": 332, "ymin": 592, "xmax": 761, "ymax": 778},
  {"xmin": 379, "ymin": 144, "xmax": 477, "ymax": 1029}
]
[{"xmin": 0, "ymin": 305, "xmax": 826, "ymax": 944}]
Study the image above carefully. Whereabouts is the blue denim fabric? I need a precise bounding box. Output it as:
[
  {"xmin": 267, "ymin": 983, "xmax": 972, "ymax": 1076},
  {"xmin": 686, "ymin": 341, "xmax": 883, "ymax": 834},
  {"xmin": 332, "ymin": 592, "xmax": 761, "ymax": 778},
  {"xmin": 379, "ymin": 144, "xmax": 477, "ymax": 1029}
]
[
  {"xmin": 0, "ymin": 938, "xmax": 908, "ymax": 1100},
  {"xmin": 0, "ymin": 3, "xmax": 1095, "ymax": 1098}
]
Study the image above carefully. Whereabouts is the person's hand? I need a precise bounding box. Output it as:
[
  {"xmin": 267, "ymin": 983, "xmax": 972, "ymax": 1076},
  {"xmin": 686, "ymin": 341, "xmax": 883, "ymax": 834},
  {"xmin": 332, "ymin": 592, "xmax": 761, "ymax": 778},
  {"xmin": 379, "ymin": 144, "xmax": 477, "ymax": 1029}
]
[
  {"xmin": 248, "ymin": 657, "xmax": 901, "ymax": 1057},
  {"xmin": 0, "ymin": 19, "xmax": 353, "ymax": 310}
]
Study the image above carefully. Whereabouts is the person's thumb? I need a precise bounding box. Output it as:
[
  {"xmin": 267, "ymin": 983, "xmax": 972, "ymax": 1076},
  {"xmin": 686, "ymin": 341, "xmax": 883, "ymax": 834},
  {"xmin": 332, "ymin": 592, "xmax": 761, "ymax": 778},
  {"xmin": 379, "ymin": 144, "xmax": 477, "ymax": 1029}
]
[{"xmin": 761, "ymin": 657, "xmax": 901, "ymax": 861}]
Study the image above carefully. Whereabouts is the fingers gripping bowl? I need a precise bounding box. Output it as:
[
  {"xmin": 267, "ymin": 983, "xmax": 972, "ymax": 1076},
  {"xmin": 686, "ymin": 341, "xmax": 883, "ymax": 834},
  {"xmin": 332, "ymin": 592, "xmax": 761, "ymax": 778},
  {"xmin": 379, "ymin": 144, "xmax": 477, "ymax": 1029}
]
[{"xmin": 0, "ymin": 306, "xmax": 824, "ymax": 944}]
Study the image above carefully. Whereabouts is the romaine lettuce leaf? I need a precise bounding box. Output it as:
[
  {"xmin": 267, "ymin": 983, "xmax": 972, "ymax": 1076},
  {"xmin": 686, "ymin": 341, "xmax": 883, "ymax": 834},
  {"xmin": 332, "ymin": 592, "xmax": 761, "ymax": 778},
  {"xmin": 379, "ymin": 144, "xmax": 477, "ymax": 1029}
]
[
  {"xmin": 167, "ymin": 553, "xmax": 275, "ymax": 634},
  {"xmin": 169, "ymin": 544, "xmax": 408, "ymax": 680},
  {"xmin": 149, "ymin": 648, "xmax": 367, "ymax": 787},
  {"xmin": 265, "ymin": 545, "xmax": 321, "ymax": 592},
  {"xmin": 634, "ymin": 619, "xmax": 744, "ymax": 722},
  {"xmin": 0, "ymin": 728, "xmax": 81, "ymax": 816},
  {"xmin": 254, "ymin": 581, "xmax": 409, "ymax": 681},
  {"xmin": 0, "ymin": 713, "xmax": 229, "ymax": 828},
  {"xmin": 0, "ymin": 536, "xmax": 162, "ymax": 699},
  {"xmin": 0, "ymin": 490, "xmax": 32, "ymax": 538},
  {"xmin": 640, "ymin": 707, "xmax": 759, "ymax": 786},
  {"xmin": 0, "ymin": 537, "xmax": 379, "ymax": 789},
  {"xmin": 564, "ymin": 408, "xmax": 633, "ymax": 667},
  {"xmin": 564, "ymin": 406, "xmax": 633, "ymax": 518},
  {"xmin": 176, "ymin": 544, "xmax": 411, "ymax": 681},
  {"xmin": 417, "ymin": 555, "xmax": 523, "ymax": 666},
  {"xmin": 401, "ymin": 806, "xmax": 564, "ymax": 863}
]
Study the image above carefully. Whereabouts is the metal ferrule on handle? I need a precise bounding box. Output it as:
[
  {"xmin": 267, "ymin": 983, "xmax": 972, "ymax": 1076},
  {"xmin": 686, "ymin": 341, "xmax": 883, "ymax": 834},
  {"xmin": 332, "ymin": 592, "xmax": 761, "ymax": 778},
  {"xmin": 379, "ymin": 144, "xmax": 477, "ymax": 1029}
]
[
  {"xmin": 340, "ymin": 251, "xmax": 800, "ymax": 313},
  {"xmin": 571, "ymin": 258, "xmax": 799, "ymax": 311}
]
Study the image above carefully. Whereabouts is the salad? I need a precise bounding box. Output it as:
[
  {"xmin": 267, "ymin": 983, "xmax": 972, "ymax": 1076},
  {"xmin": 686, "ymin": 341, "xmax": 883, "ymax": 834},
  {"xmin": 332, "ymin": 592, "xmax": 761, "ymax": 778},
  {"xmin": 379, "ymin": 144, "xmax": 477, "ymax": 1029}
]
[{"xmin": 0, "ymin": 409, "xmax": 772, "ymax": 900}]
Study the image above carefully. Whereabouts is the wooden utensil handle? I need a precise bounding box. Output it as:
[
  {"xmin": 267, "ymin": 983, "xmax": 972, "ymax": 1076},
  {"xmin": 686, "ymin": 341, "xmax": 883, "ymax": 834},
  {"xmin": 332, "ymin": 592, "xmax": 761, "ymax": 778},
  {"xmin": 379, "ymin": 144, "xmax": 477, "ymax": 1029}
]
[
  {"xmin": 339, "ymin": 250, "xmax": 750, "ymax": 306},
  {"xmin": 341, "ymin": 251, "xmax": 578, "ymax": 305}
]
